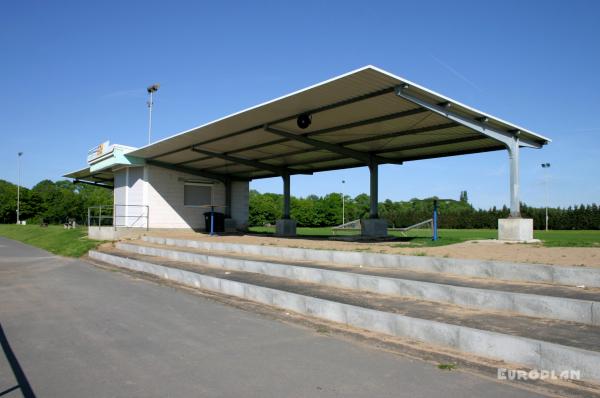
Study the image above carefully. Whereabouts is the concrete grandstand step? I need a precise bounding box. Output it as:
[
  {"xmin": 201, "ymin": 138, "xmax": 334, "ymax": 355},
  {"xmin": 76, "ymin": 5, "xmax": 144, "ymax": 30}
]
[
  {"xmin": 89, "ymin": 247, "xmax": 600, "ymax": 383},
  {"xmin": 117, "ymin": 240, "xmax": 600, "ymax": 325},
  {"xmin": 142, "ymin": 235, "xmax": 600, "ymax": 288}
]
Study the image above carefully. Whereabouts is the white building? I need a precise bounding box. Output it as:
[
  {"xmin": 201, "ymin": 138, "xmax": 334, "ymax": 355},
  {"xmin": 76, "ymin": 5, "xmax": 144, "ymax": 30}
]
[{"xmin": 67, "ymin": 142, "xmax": 249, "ymax": 239}]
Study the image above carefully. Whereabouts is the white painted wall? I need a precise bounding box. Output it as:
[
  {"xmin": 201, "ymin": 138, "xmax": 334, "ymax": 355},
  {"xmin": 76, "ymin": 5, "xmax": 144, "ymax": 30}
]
[
  {"xmin": 112, "ymin": 164, "xmax": 249, "ymax": 230},
  {"xmin": 114, "ymin": 169, "xmax": 127, "ymax": 226},
  {"xmin": 126, "ymin": 166, "xmax": 146, "ymax": 227}
]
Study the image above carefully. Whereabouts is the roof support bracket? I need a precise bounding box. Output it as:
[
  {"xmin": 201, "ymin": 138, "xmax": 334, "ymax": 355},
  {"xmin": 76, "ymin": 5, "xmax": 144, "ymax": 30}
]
[{"xmin": 395, "ymin": 86, "xmax": 542, "ymax": 149}]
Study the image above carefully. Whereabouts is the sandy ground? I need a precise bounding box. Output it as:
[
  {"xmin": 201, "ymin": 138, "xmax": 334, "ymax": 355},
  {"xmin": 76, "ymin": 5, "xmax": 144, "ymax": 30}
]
[{"xmin": 141, "ymin": 230, "xmax": 600, "ymax": 267}]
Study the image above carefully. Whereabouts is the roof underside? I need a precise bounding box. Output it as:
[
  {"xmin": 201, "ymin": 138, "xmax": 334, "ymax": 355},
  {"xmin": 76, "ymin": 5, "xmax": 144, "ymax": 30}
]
[
  {"xmin": 66, "ymin": 167, "xmax": 115, "ymax": 186},
  {"xmin": 72, "ymin": 66, "xmax": 549, "ymax": 182}
]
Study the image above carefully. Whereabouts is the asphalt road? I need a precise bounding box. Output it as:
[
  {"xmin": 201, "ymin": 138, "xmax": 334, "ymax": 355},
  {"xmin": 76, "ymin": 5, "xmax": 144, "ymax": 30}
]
[{"xmin": 0, "ymin": 237, "xmax": 547, "ymax": 398}]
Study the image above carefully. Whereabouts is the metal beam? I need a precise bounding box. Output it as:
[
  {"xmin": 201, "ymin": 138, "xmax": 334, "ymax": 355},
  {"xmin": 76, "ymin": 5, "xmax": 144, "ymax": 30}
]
[
  {"xmin": 395, "ymin": 86, "xmax": 542, "ymax": 149},
  {"xmin": 204, "ymin": 122, "xmax": 459, "ymax": 172},
  {"xmin": 73, "ymin": 179, "xmax": 113, "ymax": 190},
  {"xmin": 264, "ymin": 126, "xmax": 400, "ymax": 165},
  {"xmin": 374, "ymin": 135, "xmax": 488, "ymax": 154},
  {"xmin": 305, "ymin": 108, "xmax": 427, "ymax": 137},
  {"xmin": 148, "ymin": 87, "xmax": 397, "ymax": 160},
  {"xmin": 146, "ymin": 159, "xmax": 233, "ymax": 183},
  {"xmin": 181, "ymin": 108, "xmax": 432, "ymax": 169},
  {"xmin": 190, "ymin": 147, "xmax": 310, "ymax": 176},
  {"xmin": 338, "ymin": 122, "xmax": 458, "ymax": 146}
]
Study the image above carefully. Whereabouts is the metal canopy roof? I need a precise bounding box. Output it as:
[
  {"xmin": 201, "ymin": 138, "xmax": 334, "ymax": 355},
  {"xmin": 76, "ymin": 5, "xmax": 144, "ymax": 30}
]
[
  {"xmin": 69, "ymin": 65, "xmax": 550, "ymax": 183},
  {"xmin": 65, "ymin": 166, "xmax": 115, "ymax": 187}
]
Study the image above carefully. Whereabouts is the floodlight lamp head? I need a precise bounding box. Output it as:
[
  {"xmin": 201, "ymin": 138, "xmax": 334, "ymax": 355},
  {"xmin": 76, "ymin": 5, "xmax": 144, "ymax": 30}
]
[
  {"xmin": 147, "ymin": 84, "xmax": 160, "ymax": 93},
  {"xmin": 296, "ymin": 113, "xmax": 312, "ymax": 129}
]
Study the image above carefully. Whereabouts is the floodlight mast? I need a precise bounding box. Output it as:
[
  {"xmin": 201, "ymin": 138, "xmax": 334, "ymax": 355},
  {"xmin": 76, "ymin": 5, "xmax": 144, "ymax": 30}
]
[
  {"xmin": 341, "ymin": 179, "xmax": 346, "ymax": 225},
  {"xmin": 16, "ymin": 152, "xmax": 23, "ymax": 224},
  {"xmin": 541, "ymin": 163, "xmax": 551, "ymax": 231},
  {"xmin": 147, "ymin": 84, "xmax": 160, "ymax": 144}
]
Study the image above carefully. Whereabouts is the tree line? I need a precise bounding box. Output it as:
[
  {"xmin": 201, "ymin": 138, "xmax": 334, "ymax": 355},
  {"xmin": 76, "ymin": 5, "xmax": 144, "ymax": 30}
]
[
  {"xmin": 0, "ymin": 179, "xmax": 112, "ymax": 225},
  {"xmin": 1, "ymin": 179, "xmax": 598, "ymax": 230},
  {"xmin": 249, "ymin": 190, "xmax": 600, "ymax": 230}
]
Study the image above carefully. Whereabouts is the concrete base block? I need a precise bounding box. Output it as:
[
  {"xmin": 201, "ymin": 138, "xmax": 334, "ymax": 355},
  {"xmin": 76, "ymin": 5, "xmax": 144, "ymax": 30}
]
[
  {"xmin": 275, "ymin": 219, "xmax": 297, "ymax": 237},
  {"xmin": 361, "ymin": 218, "xmax": 388, "ymax": 237},
  {"xmin": 498, "ymin": 218, "xmax": 534, "ymax": 241},
  {"xmin": 88, "ymin": 226, "xmax": 142, "ymax": 241}
]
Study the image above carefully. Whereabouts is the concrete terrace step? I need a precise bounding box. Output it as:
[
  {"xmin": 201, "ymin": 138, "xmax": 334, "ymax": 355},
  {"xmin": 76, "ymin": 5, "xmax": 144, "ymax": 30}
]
[
  {"xmin": 142, "ymin": 235, "xmax": 600, "ymax": 288},
  {"xmin": 117, "ymin": 240, "xmax": 600, "ymax": 325},
  {"xmin": 89, "ymin": 248, "xmax": 600, "ymax": 383}
]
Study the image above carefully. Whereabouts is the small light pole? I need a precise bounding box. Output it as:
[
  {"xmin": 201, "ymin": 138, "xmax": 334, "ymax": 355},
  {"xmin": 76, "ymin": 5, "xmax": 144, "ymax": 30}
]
[
  {"xmin": 341, "ymin": 179, "xmax": 346, "ymax": 225},
  {"xmin": 147, "ymin": 83, "xmax": 160, "ymax": 144},
  {"xmin": 16, "ymin": 152, "xmax": 23, "ymax": 224},
  {"xmin": 541, "ymin": 163, "xmax": 551, "ymax": 231}
]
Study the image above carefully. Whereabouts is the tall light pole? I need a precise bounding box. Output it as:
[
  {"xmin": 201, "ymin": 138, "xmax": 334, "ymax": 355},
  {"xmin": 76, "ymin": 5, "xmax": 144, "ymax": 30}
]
[
  {"xmin": 341, "ymin": 179, "xmax": 346, "ymax": 225},
  {"xmin": 147, "ymin": 83, "xmax": 160, "ymax": 144},
  {"xmin": 541, "ymin": 163, "xmax": 551, "ymax": 231},
  {"xmin": 17, "ymin": 152, "xmax": 23, "ymax": 224}
]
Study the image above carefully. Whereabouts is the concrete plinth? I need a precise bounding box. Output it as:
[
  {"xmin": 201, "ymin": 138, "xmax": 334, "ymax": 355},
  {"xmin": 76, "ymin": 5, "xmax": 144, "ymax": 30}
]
[
  {"xmin": 361, "ymin": 218, "xmax": 388, "ymax": 238},
  {"xmin": 275, "ymin": 219, "xmax": 297, "ymax": 237},
  {"xmin": 88, "ymin": 226, "xmax": 142, "ymax": 241},
  {"xmin": 498, "ymin": 218, "xmax": 533, "ymax": 242}
]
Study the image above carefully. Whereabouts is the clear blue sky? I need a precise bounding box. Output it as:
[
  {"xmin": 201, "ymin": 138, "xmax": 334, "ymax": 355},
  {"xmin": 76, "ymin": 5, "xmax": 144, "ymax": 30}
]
[{"xmin": 1, "ymin": 1, "xmax": 598, "ymax": 209}]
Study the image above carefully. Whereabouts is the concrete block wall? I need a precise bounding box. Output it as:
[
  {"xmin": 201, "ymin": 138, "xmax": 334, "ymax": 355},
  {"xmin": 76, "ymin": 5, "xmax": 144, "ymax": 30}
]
[
  {"xmin": 110, "ymin": 165, "xmax": 249, "ymax": 230},
  {"xmin": 146, "ymin": 165, "xmax": 225, "ymax": 229}
]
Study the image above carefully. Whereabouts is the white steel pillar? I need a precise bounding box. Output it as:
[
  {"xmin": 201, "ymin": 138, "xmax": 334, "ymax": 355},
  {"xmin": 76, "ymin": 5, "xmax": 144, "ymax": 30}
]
[{"xmin": 507, "ymin": 137, "xmax": 521, "ymax": 218}]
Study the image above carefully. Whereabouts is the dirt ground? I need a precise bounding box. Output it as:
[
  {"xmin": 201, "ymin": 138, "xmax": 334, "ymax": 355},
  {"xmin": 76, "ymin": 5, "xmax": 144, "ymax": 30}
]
[{"xmin": 142, "ymin": 230, "xmax": 600, "ymax": 267}]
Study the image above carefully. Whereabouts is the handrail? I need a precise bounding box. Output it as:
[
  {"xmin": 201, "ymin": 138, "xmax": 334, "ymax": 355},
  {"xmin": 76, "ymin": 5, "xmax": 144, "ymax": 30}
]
[{"xmin": 88, "ymin": 204, "xmax": 149, "ymax": 231}]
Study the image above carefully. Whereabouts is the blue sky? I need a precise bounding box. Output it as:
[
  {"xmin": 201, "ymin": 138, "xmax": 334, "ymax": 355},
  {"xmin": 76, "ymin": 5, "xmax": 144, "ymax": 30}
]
[{"xmin": 1, "ymin": 0, "xmax": 598, "ymax": 209}]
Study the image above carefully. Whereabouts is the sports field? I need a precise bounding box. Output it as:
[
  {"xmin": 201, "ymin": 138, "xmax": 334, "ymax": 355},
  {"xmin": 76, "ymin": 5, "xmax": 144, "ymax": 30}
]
[{"xmin": 248, "ymin": 226, "xmax": 600, "ymax": 248}]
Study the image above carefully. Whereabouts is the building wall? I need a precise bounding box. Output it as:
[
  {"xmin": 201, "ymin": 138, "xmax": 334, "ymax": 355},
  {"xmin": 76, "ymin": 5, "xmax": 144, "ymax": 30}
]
[
  {"xmin": 112, "ymin": 164, "xmax": 249, "ymax": 230},
  {"xmin": 113, "ymin": 169, "xmax": 127, "ymax": 226},
  {"xmin": 126, "ymin": 166, "xmax": 146, "ymax": 227}
]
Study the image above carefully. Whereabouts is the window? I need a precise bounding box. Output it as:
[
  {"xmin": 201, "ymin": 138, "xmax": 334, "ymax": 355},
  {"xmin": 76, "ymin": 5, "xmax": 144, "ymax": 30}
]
[{"xmin": 184, "ymin": 183, "xmax": 212, "ymax": 207}]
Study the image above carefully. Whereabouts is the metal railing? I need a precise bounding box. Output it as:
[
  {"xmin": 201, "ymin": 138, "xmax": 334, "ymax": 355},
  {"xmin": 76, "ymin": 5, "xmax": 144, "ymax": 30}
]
[{"xmin": 88, "ymin": 204, "xmax": 149, "ymax": 231}]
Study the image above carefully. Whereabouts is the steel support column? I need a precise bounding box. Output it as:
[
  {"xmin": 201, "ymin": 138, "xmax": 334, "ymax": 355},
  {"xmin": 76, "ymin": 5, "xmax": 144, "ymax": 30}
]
[
  {"xmin": 368, "ymin": 161, "xmax": 378, "ymax": 219},
  {"xmin": 225, "ymin": 178, "xmax": 232, "ymax": 218},
  {"xmin": 282, "ymin": 173, "xmax": 291, "ymax": 219},
  {"xmin": 508, "ymin": 138, "xmax": 521, "ymax": 218}
]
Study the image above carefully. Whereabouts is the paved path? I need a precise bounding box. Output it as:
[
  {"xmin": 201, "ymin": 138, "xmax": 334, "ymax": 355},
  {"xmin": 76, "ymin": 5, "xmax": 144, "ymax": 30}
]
[{"xmin": 0, "ymin": 237, "xmax": 547, "ymax": 398}]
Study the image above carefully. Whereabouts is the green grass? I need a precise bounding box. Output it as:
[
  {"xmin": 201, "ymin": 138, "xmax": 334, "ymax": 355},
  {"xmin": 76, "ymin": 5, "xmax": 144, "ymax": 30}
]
[
  {"xmin": 248, "ymin": 226, "xmax": 600, "ymax": 248},
  {"xmin": 0, "ymin": 224, "xmax": 104, "ymax": 257}
]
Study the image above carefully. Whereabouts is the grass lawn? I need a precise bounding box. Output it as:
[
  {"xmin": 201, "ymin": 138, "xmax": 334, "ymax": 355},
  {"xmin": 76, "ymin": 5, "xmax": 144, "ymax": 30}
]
[
  {"xmin": 248, "ymin": 226, "xmax": 600, "ymax": 248},
  {"xmin": 0, "ymin": 224, "xmax": 104, "ymax": 257}
]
